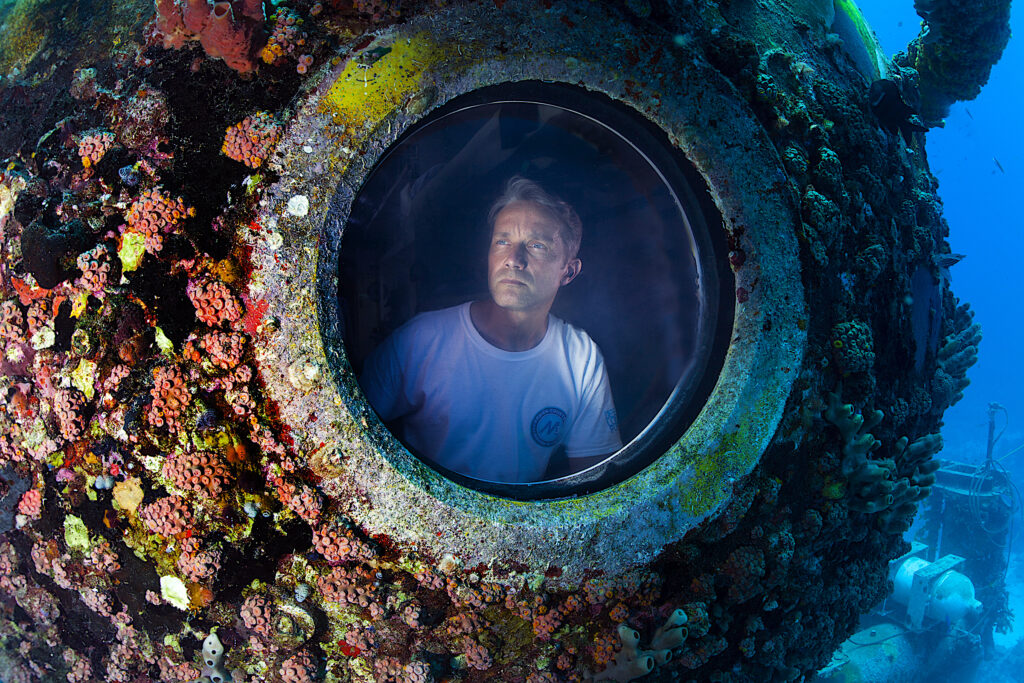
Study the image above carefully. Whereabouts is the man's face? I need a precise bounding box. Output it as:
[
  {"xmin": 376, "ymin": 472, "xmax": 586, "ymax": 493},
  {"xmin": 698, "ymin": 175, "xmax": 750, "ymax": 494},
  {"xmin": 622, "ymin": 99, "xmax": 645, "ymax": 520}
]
[{"xmin": 487, "ymin": 201, "xmax": 581, "ymax": 314}]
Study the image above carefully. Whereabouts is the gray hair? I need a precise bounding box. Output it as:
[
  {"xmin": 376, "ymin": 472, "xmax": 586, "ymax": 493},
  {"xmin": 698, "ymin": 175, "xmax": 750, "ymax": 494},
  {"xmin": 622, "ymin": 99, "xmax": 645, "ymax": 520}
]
[{"xmin": 486, "ymin": 176, "xmax": 583, "ymax": 260}]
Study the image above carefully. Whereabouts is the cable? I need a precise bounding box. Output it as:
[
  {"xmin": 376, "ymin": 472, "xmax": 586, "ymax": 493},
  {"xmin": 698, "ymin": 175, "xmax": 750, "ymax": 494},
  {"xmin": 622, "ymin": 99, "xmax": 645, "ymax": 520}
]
[
  {"xmin": 965, "ymin": 459, "xmax": 1020, "ymax": 545},
  {"xmin": 997, "ymin": 439, "xmax": 1024, "ymax": 462}
]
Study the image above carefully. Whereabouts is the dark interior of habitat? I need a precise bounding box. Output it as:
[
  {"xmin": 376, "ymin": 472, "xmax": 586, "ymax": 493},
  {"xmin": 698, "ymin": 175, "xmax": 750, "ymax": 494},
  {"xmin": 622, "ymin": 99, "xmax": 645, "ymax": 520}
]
[{"xmin": 338, "ymin": 81, "xmax": 734, "ymax": 492}]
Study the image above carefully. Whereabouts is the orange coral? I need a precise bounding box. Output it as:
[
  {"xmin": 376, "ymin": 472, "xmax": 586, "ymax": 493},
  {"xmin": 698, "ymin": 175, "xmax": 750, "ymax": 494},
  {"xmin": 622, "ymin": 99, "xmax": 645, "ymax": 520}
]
[
  {"xmin": 162, "ymin": 450, "xmax": 232, "ymax": 498},
  {"xmin": 259, "ymin": 8, "xmax": 305, "ymax": 65},
  {"xmin": 148, "ymin": 366, "xmax": 190, "ymax": 431},
  {"xmin": 140, "ymin": 496, "xmax": 193, "ymax": 536},
  {"xmin": 354, "ymin": 0, "xmax": 401, "ymax": 22},
  {"xmin": 53, "ymin": 389, "xmax": 87, "ymax": 441},
  {"xmin": 592, "ymin": 629, "xmax": 619, "ymax": 667},
  {"xmin": 271, "ymin": 474, "xmax": 322, "ymax": 524},
  {"xmin": 222, "ymin": 111, "xmax": 281, "ymax": 168},
  {"xmin": 317, "ymin": 566, "xmax": 380, "ymax": 609},
  {"xmin": 187, "ymin": 278, "xmax": 242, "ymax": 328},
  {"xmin": 77, "ymin": 131, "xmax": 115, "ymax": 168},
  {"xmin": 463, "ymin": 637, "xmax": 493, "ymax": 670},
  {"xmin": 125, "ymin": 188, "xmax": 195, "ymax": 254}
]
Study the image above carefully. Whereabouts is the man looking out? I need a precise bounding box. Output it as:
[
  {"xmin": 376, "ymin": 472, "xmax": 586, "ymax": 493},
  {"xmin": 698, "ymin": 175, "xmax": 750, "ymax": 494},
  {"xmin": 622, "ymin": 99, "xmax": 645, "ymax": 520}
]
[{"xmin": 360, "ymin": 176, "xmax": 621, "ymax": 483}]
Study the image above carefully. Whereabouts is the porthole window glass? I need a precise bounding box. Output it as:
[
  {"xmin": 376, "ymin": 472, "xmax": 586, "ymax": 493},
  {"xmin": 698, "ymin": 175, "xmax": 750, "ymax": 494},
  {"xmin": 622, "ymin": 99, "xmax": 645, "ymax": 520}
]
[{"xmin": 339, "ymin": 82, "xmax": 732, "ymax": 499}]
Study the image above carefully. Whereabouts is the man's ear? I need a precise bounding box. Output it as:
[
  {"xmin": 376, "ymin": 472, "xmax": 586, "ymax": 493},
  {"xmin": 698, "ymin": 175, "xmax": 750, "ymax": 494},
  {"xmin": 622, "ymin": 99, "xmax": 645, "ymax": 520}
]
[{"xmin": 562, "ymin": 258, "xmax": 582, "ymax": 286}]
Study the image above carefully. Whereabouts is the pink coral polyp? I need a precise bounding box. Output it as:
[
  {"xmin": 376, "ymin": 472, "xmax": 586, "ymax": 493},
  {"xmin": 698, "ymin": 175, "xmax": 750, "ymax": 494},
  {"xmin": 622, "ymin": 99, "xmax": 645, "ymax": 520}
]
[
  {"xmin": 187, "ymin": 278, "xmax": 243, "ymax": 328},
  {"xmin": 176, "ymin": 536, "xmax": 221, "ymax": 582},
  {"xmin": 17, "ymin": 489, "xmax": 43, "ymax": 519},
  {"xmin": 200, "ymin": 330, "xmax": 246, "ymax": 370},
  {"xmin": 222, "ymin": 111, "xmax": 281, "ymax": 168},
  {"xmin": 148, "ymin": 366, "xmax": 190, "ymax": 431},
  {"xmin": 77, "ymin": 244, "xmax": 114, "ymax": 296},
  {"xmin": 140, "ymin": 496, "xmax": 193, "ymax": 536},
  {"xmin": 77, "ymin": 131, "xmax": 115, "ymax": 168},
  {"xmin": 280, "ymin": 651, "xmax": 315, "ymax": 683},
  {"xmin": 312, "ymin": 523, "xmax": 375, "ymax": 564},
  {"xmin": 53, "ymin": 389, "xmax": 87, "ymax": 441},
  {"xmin": 0, "ymin": 300, "xmax": 26, "ymax": 343},
  {"xmin": 125, "ymin": 188, "xmax": 195, "ymax": 254},
  {"xmin": 162, "ymin": 449, "xmax": 232, "ymax": 499},
  {"xmin": 240, "ymin": 594, "xmax": 274, "ymax": 637}
]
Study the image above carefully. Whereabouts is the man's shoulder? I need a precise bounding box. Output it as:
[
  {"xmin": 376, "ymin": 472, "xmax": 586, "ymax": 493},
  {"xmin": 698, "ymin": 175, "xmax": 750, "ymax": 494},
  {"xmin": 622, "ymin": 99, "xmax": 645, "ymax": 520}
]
[
  {"xmin": 405, "ymin": 303, "xmax": 465, "ymax": 327},
  {"xmin": 391, "ymin": 303, "xmax": 467, "ymax": 346},
  {"xmin": 549, "ymin": 316, "xmax": 607, "ymax": 377},
  {"xmin": 551, "ymin": 315, "xmax": 600, "ymax": 353}
]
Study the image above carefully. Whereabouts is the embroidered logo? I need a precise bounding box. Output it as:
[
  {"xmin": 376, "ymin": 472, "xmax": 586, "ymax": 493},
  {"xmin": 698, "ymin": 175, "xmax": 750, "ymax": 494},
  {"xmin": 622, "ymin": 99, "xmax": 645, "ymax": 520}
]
[{"xmin": 531, "ymin": 407, "xmax": 567, "ymax": 447}]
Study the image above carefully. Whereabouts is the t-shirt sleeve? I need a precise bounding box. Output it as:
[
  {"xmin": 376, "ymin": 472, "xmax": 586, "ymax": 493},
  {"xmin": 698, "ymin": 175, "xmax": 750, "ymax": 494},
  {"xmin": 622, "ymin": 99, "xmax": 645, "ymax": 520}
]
[
  {"xmin": 565, "ymin": 346, "xmax": 622, "ymax": 459},
  {"xmin": 359, "ymin": 333, "xmax": 406, "ymax": 422}
]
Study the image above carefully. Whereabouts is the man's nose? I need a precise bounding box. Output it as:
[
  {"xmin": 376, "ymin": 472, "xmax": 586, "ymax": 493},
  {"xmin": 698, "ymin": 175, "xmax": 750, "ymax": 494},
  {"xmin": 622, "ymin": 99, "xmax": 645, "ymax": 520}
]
[{"xmin": 505, "ymin": 243, "xmax": 527, "ymax": 269}]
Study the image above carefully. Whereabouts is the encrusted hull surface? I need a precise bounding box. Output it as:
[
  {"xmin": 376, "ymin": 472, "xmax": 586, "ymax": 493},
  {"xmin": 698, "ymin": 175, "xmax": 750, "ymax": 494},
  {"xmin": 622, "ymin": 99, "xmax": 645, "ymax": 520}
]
[{"xmin": 0, "ymin": 0, "xmax": 1003, "ymax": 681}]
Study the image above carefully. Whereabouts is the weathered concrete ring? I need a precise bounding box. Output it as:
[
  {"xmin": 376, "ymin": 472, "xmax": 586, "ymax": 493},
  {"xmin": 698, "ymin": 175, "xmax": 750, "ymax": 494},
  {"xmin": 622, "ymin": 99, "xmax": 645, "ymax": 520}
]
[{"xmin": 248, "ymin": 0, "xmax": 806, "ymax": 584}]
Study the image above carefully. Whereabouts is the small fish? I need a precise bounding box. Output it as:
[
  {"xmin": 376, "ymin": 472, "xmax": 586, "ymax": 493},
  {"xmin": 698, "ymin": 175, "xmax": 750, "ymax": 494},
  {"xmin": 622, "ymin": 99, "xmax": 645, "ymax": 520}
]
[
  {"xmin": 994, "ymin": 157, "xmax": 1005, "ymax": 174},
  {"xmin": 936, "ymin": 253, "xmax": 966, "ymax": 288},
  {"xmin": 965, "ymin": 108, "xmax": 974, "ymax": 120},
  {"xmin": 935, "ymin": 253, "xmax": 966, "ymax": 269}
]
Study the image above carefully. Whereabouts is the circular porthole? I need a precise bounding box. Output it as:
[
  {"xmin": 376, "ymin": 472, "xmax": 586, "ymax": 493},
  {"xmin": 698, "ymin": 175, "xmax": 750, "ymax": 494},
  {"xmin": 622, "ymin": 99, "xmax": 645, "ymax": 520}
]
[
  {"xmin": 339, "ymin": 82, "xmax": 733, "ymax": 499},
  {"xmin": 251, "ymin": 9, "xmax": 806, "ymax": 578}
]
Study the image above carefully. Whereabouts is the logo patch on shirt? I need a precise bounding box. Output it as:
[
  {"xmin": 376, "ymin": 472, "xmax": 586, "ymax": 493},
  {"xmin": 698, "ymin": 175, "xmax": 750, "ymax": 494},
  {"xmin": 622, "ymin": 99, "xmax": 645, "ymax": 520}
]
[
  {"xmin": 531, "ymin": 407, "xmax": 567, "ymax": 447},
  {"xmin": 605, "ymin": 409, "xmax": 618, "ymax": 432}
]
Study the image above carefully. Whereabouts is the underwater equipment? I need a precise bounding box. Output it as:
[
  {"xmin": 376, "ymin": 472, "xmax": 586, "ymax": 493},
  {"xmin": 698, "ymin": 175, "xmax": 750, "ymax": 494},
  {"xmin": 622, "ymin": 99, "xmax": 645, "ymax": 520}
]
[{"xmin": 818, "ymin": 403, "xmax": 1023, "ymax": 681}]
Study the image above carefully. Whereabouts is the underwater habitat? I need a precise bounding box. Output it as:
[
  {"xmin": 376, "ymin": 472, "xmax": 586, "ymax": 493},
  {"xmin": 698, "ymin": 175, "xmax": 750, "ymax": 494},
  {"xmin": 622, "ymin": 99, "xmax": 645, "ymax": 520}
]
[{"xmin": 0, "ymin": 0, "xmax": 1022, "ymax": 681}]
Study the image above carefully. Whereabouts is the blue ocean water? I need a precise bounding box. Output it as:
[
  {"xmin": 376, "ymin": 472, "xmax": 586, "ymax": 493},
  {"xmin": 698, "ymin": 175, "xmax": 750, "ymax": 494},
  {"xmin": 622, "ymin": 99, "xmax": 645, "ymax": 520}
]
[
  {"xmin": 846, "ymin": 0, "xmax": 1024, "ymax": 675},
  {"xmin": 854, "ymin": 1, "xmax": 1024, "ymax": 466}
]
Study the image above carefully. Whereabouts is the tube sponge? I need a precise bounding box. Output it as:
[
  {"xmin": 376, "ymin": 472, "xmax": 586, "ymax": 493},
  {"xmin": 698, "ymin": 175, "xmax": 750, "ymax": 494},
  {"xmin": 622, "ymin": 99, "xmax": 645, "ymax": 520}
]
[
  {"xmin": 824, "ymin": 391, "xmax": 943, "ymax": 532},
  {"xmin": 152, "ymin": 0, "xmax": 267, "ymax": 73},
  {"xmin": 594, "ymin": 624, "xmax": 657, "ymax": 682},
  {"xmin": 931, "ymin": 303, "xmax": 981, "ymax": 412},
  {"xmin": 200, "ymin": 3, "xmax": 262, "ymax": 74},
  {"xmin": 651, "ymin": 609, "xmax": 688, "ymax": 651},
  {"xmin": 201, "ymin": 631, "xmax": 231, "ymax": 683}
]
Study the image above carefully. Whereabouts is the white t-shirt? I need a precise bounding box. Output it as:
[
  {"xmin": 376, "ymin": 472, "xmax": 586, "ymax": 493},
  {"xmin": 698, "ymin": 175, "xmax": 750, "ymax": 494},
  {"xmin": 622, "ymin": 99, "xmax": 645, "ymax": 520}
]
[{"xmin": 360, "ymin": 303, "xmax": 622, "ymax": 483}]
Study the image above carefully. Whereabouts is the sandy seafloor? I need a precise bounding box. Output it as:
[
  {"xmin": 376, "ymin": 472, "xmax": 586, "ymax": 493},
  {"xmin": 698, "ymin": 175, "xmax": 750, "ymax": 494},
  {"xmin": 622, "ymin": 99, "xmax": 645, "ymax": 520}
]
[{"xmin": 840, "ymin": 2, "xmax": 1024, "ymax": 680}]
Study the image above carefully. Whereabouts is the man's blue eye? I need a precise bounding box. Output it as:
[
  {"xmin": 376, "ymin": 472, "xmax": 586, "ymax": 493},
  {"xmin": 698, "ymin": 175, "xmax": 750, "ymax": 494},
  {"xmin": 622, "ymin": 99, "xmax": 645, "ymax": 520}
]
[{"xmin": 531, "ymin": 243, "xmax": 546, "ymax": 249}]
